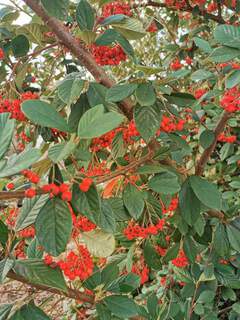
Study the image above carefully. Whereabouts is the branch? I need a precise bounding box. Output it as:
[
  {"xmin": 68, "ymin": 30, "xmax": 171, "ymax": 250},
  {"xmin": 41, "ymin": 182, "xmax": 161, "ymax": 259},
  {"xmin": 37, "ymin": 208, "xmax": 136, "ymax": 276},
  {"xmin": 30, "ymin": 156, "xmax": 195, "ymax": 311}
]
[
  {"xmin": 135, "ymin": 0, "xmax": 225, "ymax": 24},
  {"xmin": 0, "ymin": 152, "xmax": 155, "ymax": 201},
  {"xmin": 7, "ymin": 270, "xmax": 95, "ymax": 303},
  {"xmin": 23, "ymin": 0, "xmax": 133, "ymax": 119},
  {"xmin": 195, "ymin": 111, "xmax": 230, "ymax": 176}
]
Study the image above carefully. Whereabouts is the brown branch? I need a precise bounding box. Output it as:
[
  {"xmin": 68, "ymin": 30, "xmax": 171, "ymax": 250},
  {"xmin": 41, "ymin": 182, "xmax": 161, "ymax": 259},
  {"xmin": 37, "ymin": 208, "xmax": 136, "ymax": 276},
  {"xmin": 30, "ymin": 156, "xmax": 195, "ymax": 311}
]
[
  {"xmin": 135, "ymin": 0, "xmax": 225, "ymax": 24},
  {"xmin": 23, "ymin": 0, "xmax": 133, "ymax": 119},
  {"xmin": 7, "ymin": 270, "xmax": 95, "ymax": 303},
  {"xmin": 0, "ymin": 152, "xmax": 154, "ymax": 201},
  {"xmin": 195, "ymin": 111, "xmax": 230, "ymax": 176}
]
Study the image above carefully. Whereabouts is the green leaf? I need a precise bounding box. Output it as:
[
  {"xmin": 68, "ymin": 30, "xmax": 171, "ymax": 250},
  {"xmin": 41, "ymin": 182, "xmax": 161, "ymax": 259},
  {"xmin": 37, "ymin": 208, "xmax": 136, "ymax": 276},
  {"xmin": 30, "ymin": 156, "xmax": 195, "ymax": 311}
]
[
  {"xmin": 179, "ymin": 180, "xmax": 201, "ymax": 226},
  {"xmin": 82, "ymin": 230, "xmax": 115, "ymax": 258},
  {"xmin": 0, "ymin": 148, "xmax": 41, "ymax": 178},
  {"xmin": 197, "ymin": 290, "xmax": 215, "ymax": 303},
  {"xmin": 134, "ymin": 104, "xmax": 161, "ymax": 142},
  {"xmin": 232, "ymin": 302, "xmax": 240, "ymax": 314},
  {"xmin": 0, "ymin": 258, "xmax": 14, "ymax": 283},
  {"xmin": 113, "ymin": 17, "xmax": 146, "ymax": 40},
  {"xmin": 213, "ymin": 223, "xmax": 229, "ymax": 256},
  {"xmin": 106, "ymin": 273, "xmax": 140, "ymax": 293},
  {"xmin": 87, "ymin": 82, "xmax": 107, "ymax": 107},
  {"xmin": 209, "ymin": 46, "xmax": 240, "ymax": 63},
  {"xmin": 148, "ymin": 172, "xmax": 180, "ymax": 195},
  {"xmin": 104, "ymin": 295, "xmax": 139, "ymax": 318},
  {"xmin": 14, "ymin": 259, "xmax": 67, "ymax": 292},
  {"xmin": 214, "ymin": 24, "xmax": 240, "ymax": 49},
  {"xmin": 135, "ymin": 83, "xmax": 156, "ymax": 106},
  {"xmin": 71, "ymin": 183, "xmax": 101, "ymax": 223},
  {"xmin": 16, "ymin": 24, "xmax": 45, "ymax": 46},
  {"xmin": 10, "ymin": 301, "xmax": 50, "ymax": 320},
  {"xmin": 191, "ymin": 69, "xmax": 215, "ymax": 81},
  {"xmin": 99, "ymin": 201, "xmax": 116, "ymax": 233},
  {"xmin": 123, "ymin": 183, "xmax": 145, "ymax": 219},
  {"xmin": 96, "ymin": 303, "xmax": 112, "ymax": 320},
  {"xmin": 58, "ymin": 73, "xmax": 85, "ymax": 104},
  {"xmin": 48, "ymin": 141, "xmax": 76, "ymax": 163},
  {"xmin": 112, "ymin": 131, "xmax": 126, "ymax": 159},
  {"xmin": 35, "ymin": 198, "xmax": 72, "ymax": 256},
  {"xmin": 106, "ymin": 83, "xmax": 137, "ymax": 102},
  {"xmin": 226, "ymin": 222, "xmax": 240, "ymax": 252},
  {"xmin": 76, "ymin": 0, "xmax": 95, "ymax": 31},
  {"xmin": 27, "ymin": 238, "xmax": 43, "ymax": 259},
  {"xmin": 0, "ymin": 113, "xmax": 15, "ymax": 159},
  {"xmin": 22, "ymin": 100, "xmax": 70, "ymax": 132},
  {"xmin": 11, "ymin": 35, "xmax": 29, "ymax": 57},
  {"xmin": 144, "ymin": 240, "xmax": 162, "ymax": 269},
  {"xmin": 0, "ymin": 221, "xmax": 8, "ymax": 248},
  {"xmin": 41, "ymin": 0, "xmax": 69, "ymax": 20},
  {"xmin": 163, "ymin": 243, "xmax": 180, "ymax": 263},
  {"xmin": 0, "ymin": 304, "xmax": 13, "ymax": 320},
  {"xmin": 225, "ymin": 70, "xmax": 240, "ymax": 89},
  {"xmin": 68, "ymin": 93, "xmax": 90, "ymax": 132},
  {"xmin": 183, "ymin": 237, "xmax": 197, "ymax": 263},
  {"xmin": 165, "ymin": 92, "xmax": 196, "ymax": 107},
  {"xmin": 78, "ymin": 104, "xmax": 125, "ymax": 139},
  {"xmin": 193, "ymin": 37, "xmax": 212, "ymax": 53},
  {"xmin": 189, "ymin": 176, "xmax": 222, "ymax": 210},
  {"xmin": 199, "ymin": 130, "xmax": 215, "ymax": 149},
  {"xmin": 15, "ymin": 195, "xmax": 49, "ymax": 231}
]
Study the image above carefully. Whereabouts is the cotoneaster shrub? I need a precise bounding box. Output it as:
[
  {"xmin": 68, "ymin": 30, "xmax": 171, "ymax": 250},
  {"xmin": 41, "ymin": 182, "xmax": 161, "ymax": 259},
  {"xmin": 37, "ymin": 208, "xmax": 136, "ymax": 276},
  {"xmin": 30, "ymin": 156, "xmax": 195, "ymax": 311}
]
[{"xmin": 0, "ymin": 0, "xmax": 240, "ymax": 319}]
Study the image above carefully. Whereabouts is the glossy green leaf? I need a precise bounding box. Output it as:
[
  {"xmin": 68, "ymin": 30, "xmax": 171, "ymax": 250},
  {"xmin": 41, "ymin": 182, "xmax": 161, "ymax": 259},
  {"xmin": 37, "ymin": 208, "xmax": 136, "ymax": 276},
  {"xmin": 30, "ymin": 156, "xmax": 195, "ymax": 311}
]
[
  {"xmin": 22, "ymin": 100, "xmax": 70, "ymax": 132},
  {"xmin": 199, "ymin": 130, "xmax": 215, "ymax": 149},
  {"xmin": 135, "ymin": 83, "xmax": 156, "ymax": 106},
  {"xmin": 106, "ymin": 83, "xmax": 137, "ymax": 102},
  {"xmin": 58, "ymin": 73, "xmax": 84, "ymax": 104},
  {"xmin": 0, "ymin": 113, "xmax": 15, "ymax": 159},
  {"xmin": 123, "ymin": 183, "xmax": 145, "ymax": 219},
  {"xmin": 41, "ymin": 0, "xmax": 69, "ymax": 20},
  {"xmin": 0, "ymin": 258, "xmax": 14, "ymax": 283},
  {"xmin": 134, "ymin": 104, "xmax": 161, "ymax": 142},
  {"xmin": 148, "ymin": 172, "xmax": 180, "ymax": 195},
  {"xmin": 35, "ymin": 198, "xmax": 72, "ymax": 256},
  {"xmin": 78, "ymin": 104, "xmax": 125, "ymax": 139},
  {"xmin": 214, "ymin": 24, "xmax": 240, "ymax": 49},
  {"xmin": 11, "ymin": 35, "xmax": 29, "ymax": 57},
  {"xmin": 0, "ymin": 148, "xmax": 41, "ymax": 178},
  {"xmin": 76, "ymin": 0, "xmax": 95, "ymax": 31},
  {"xmin": 14, "ymin": 259, "xmax": 67, "ymax": 292},
  {"xmin": 15, "ymin": 195, "xmax": 49, "ymax": 231},
  {"xmin": 104, "ymin": 295, "xmax": 139, "ymax": 318}
]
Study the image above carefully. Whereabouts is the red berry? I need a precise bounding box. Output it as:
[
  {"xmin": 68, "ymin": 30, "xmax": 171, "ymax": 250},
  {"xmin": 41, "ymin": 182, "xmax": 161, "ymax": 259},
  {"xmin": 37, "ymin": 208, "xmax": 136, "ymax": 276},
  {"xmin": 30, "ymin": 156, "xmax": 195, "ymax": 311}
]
[
  {"xmin": 25, "ymin": 188, "xmax": 36, "ymax": 198},
  {"xmin": 61, "ymin": 191, "xmax": 72, "ymax": 202},
  {"xmin": 59, "ymin": 183, "xmax": 70, "ymax": 193},
  {"xmin": 0, "ymin": 48, "xmax": 4, "ymax": 60},
  {"xmin": 79, "ymin": 178, "xmax": 93, "ymax": 192},
  {"xmin": 6, "ymin": 183, "xmax": 15, "ymax": 190}
]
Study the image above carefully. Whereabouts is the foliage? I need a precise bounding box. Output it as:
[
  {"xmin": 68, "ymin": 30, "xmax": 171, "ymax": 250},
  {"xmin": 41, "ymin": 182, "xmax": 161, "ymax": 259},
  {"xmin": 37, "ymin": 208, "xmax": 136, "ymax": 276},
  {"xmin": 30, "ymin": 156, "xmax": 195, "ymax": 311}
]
[{"xmin": 0, "ymin": 0, "xmax": 240, "ymax": 319}]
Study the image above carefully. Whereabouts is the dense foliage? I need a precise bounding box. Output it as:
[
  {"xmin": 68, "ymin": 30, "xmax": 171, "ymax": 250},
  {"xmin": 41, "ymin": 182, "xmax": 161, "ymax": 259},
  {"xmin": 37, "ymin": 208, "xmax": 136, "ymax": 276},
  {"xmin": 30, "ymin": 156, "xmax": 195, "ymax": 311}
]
[{"xmin": 0, "ymin": 0, "xmax": 240, "ymax": 319}]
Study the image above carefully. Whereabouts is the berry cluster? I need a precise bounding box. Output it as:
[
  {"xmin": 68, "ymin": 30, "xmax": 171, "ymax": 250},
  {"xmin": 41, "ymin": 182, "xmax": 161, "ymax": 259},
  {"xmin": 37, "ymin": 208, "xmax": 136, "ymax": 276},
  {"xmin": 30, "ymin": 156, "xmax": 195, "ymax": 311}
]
[
  {"xmin": 41, "ymin": 183, "xmax": 72, "ymax": 201},
  {"xmin": 220, "ymin": 87, "xmax": 240, "ymax": 113},
  {"xmin": 0, "ymin": 92, "xmax": 38, "ymax": 121},
  {"xmin": 155, "ymin": 245, "xmax": 167, "ymax": 257},
  {"xmin": 218, "ymin": 133, "xmax": 237, "ymax": 144},
  {"xmin": 157, "ymin": 116, "xmax": 185, "ymax": 134},
  {"xmin": 162, "ymin": 197, "xmax": 179, "ymax": 214},
  {"xmin": 102, "ymin": 1, "xmax": 132, "ymax": 18},
  {"xmin": 58, "ymin": 245, "xmax": 94, "ymax": 281},
  {"xmin": 171, "ymin": 250, "xmax": 189, "ymax": 268},
  {"xmin": 194, "ymin": 88, "xmax": 208, "ymax": 100},
  {"xmin": 79, "ymin": 178, "xmax": 93, "ymax": 192},
  {"xmin": 0, "ymin": 48, "xmax": 4, "ymax": 60},
  {"xmin": 73, "ymin": 215, "xmax": 96, "ymax": 232},
  {"xmin": 18, "ymin": 226, "xmax": 35, "ymax": 238},
  {"xmin": 132, "ymin": 260, "xmax": 149, "ymax": 284},
  {"xmin": 91, "ymin": 44, "xmax": 127, "ymax": 66},
  {"xmin": 123, "ymin": 219, "xmax": 165, "ymax": 240},
  {"xmin": 170, "ymin": 59, "xmax": 182, "ymax": 71},
  {"xmin": 22, "ymin": 170, "xmax": 40, "ymax": 184}
]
